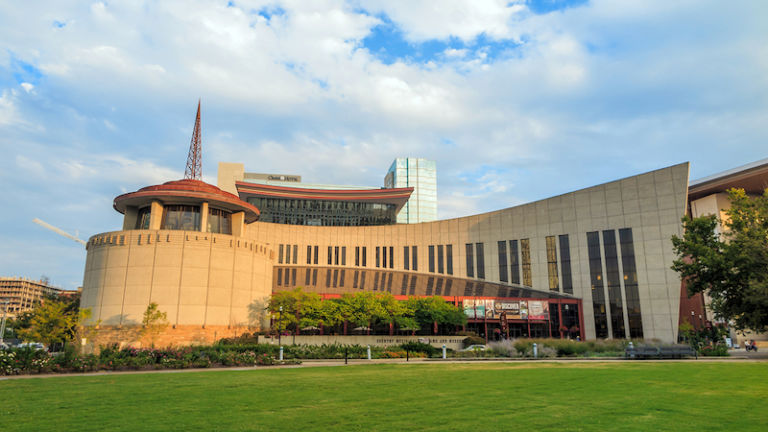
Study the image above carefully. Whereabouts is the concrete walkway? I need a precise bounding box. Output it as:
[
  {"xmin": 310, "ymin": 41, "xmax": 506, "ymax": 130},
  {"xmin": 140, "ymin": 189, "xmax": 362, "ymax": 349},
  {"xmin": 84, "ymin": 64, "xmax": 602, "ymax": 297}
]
[{"xmin": 2, "ymin": 354, "xmax": 766, "ymax": 381}]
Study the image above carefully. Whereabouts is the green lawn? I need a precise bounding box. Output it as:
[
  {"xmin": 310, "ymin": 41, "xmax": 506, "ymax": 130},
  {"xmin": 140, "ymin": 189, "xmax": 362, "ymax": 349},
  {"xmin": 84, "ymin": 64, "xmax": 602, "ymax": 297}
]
[{"xmin": 1, "ymin": 362, "xmax": 766, "ymax": 431}]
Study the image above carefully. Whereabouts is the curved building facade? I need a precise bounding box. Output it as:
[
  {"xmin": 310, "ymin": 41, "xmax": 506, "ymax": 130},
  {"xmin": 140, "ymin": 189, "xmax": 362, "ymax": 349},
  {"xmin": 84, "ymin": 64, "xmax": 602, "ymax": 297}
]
[
  {"xmin": 82, "ymin": 161, "xmax": 690, "ymax": 345},
  {"xmin": 81, "ymin": 179, "xmax": 274, "ymax": 345}
]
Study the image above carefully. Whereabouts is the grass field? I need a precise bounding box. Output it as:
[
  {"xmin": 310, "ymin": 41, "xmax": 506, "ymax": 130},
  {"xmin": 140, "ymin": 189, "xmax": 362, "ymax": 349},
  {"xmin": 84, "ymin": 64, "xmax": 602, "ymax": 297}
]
[{"xmin": 1, "ymin": 361, "xmax": 766, "ymax": 431}]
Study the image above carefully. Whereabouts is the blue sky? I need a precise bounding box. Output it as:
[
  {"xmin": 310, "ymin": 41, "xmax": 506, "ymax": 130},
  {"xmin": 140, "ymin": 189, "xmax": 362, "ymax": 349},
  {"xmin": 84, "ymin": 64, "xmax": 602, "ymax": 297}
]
[{"xmin": 0, "ymin": 0, "xmax": 767, "ymax": 289}]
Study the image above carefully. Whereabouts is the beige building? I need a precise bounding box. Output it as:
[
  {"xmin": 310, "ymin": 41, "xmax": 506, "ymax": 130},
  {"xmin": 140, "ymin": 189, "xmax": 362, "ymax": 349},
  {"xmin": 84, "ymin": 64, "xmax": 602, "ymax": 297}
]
[
  {"xmin": 0, "ymin": 277, "xmax": 65, "ymax": 319},
  {"xmin": 682, "ymin": 158, "xmax": 768, "ymax": 346},
  {"xmin": 81, "ymin": 160, "xmax": 690, "ymax": 345}
]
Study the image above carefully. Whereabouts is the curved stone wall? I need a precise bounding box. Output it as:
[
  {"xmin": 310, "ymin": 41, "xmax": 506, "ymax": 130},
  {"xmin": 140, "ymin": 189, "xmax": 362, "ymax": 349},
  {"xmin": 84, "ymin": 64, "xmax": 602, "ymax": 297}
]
[
  {"xmin": 244, "ymin": 163, "xmax": 690, "ymax": 342},
  {"xmin": 81, "ymin": 229, "xmax": 274, "ymax": 335},
  {"xmin": 81, "ymin": 163, "xmax": 689, "ymax": 343}
]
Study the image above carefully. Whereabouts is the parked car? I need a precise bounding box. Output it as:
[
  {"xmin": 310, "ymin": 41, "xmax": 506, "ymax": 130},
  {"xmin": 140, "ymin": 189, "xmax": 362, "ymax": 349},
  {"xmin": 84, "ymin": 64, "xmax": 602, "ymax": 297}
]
[
  {"xmin": 462, "ymin": 344, "xmax": 487, "ymax": 351},
  {"xmin": 17, "ymin": 342, "xmax": 46, "ymax": 351}
]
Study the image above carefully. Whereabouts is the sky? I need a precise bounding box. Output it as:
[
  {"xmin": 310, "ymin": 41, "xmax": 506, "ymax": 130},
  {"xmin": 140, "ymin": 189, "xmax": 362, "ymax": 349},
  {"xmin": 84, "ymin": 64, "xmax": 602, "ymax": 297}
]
[{"xmin": 0, "ymin": 0, "xmax": 766, "ymax": 290}]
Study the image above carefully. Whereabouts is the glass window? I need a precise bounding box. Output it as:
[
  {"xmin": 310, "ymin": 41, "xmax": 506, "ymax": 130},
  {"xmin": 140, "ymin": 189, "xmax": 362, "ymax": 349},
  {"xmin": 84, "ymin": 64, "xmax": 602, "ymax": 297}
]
[
  {"xmin": 293, "ymin": 245, "xmax": 298, "ymax": 264},
  {"xmin": 355, "ymin": 247, "xmax": 360, "ymax": 266},
  {"xmin": 342, "ymin": 246, "xmax": 347, "ymax": 266},
  {"xmin": 546, "ymin": 236, "xmax": 559, "ymax": 291},
  {"xmin": 476, "ymin": 243, "xmax": 485, "ymax": 279},
  {"xmin": 135, "ymin": 207, "xmax": 151, "ymax": 229},
  {"xmin": 404, "ymin": 246, "xmax": 410, "ymax": 270},
  {"xmin": 328, "ymin": 246, "xmax": 332, "ymax": 265},
  {"xmin": 509, "ymin": 240, "xmax": 520, "ymax": 284},
  {"xmin": 382, "ymin": 246, "xmax": 387, "ymax": 268},
  {"xmin": 389, "ymin": 247, "xmax": 394, "ymax": 269},
  {"xmin": 465, "ymin": 243, "xmax": 474, "ymax": 278},
  {"xmin": 161, "ymin": 205, "xmax": 200, "ymax": 231},
  {"xmin": 520, "ymin": 239, "xmax": 531, "ymax": 287},
  {"xmin": 208, "ymin": 208, "xmax": 232, "ymax": 234},
  {"xmin": 620, "ymin": 228, "xmax": 643, "ymax": 339},
  {"xmin": 437, "ymin": 245, "xmax": 444, "ymax": 274},
  {"xmin": 376, "ymin": 247, "xmax": 380, "ymax": 268},
  {"xmin": 307, "ymin": 245, "xmax": 312, "ymax": 265},
  {"xmin": 428, "ymin": 245, "xmax": 435, "ymax": 273},
  {"xmin": 412, "ymin": 246, "xmax": 418, "ymax": 271},
  {"xmin": 559, "ymin": 235, "xmax": 573, "ymax": 294},
  {"xmin": 446, "ymin": 245, "xmax": 453, "ymax": 275},
  {"xmin": 362, "ymin": 247, "xmax": 367, "ymax": 267},
  {"xmin": 603, "ymin": 230, "xmax": 626, "ymax": 339},
  {"xmin": 498, "ymin": 241, "xmax": 508, "ymax": 282},
  {"xmin": 587, "ymin": 231, "xmax": 609, "ymax": 339},
  {"xmin": 286, "ymin": 244, "xmax": 291, "ymax": 263},
  {"xmin": 313, "ymin": 246, "xmax": 319, "ymax": 265},
  {"xmin": 279, "ymin": 244, "xmax": 284, "ymax": 264}
]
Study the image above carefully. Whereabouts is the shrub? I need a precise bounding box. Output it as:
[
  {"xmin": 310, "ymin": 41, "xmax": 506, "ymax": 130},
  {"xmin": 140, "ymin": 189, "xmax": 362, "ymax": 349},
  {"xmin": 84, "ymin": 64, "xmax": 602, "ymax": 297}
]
[
  {"xmin": 0, "ymin": 350, "xmax": 19, "ymax": 375},
  {"xmin": 455, "ymin": 330, "xmax": 478, "ymax": 337},
  {"xmin": 487, "ymin": 340, "xmax": 520, "ymax": 358},
  {"xmin": 216, "ymin": 333, "xmax": 261, "ymax": 345},
  {"xmin": 463, "ymin": 336, "xmax": 486, "ymax": 347},
  {"xmin": 700, "ymin": 343, "xmax": 729, "ymax": 357},
  {"xmin": 400, "ymin": 342, "xmax": 437, "ymax": 356},
  {"xmin": 379, "ymin": 350, "xmax": 407, "ymax": 358},
  {"xmin": 521, "ymin": 345, "xmax": 556, "ymax": 358}
]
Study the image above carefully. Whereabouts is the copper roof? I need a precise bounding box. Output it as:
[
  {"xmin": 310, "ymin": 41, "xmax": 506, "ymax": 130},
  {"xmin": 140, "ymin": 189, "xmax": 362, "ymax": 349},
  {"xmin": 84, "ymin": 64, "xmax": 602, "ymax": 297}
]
[
  {"xmin": 688, "ymin": 158, "xmax": 768, "ymax": 202},
  {"xmin": 114, "ymin": 179, "xmax": 260, "ymax": 223},
  {"xmin": 235, "ymin": 181, "xmax": 414, "ymax": 213}
]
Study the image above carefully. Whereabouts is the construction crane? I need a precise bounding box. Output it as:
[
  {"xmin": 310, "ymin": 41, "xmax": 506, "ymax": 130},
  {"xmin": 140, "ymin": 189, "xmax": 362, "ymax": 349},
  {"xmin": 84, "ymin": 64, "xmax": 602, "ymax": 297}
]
[{"xmin": 32, "ymin": 218, "xmax": 87, "ymax": 246}]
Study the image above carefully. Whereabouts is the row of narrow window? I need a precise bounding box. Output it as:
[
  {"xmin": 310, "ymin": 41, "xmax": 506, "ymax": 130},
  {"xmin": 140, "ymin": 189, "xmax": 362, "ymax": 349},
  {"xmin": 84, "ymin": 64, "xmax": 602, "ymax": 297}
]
[
  {"xmin": 543, "ymin": 235, "xmax": 573, "ymax": 294},
  {"xmin": 274, "ymin": 267, "xmax": 558, "ymax": 300},
  {"xmin": 587, "ymin": 228, "xmax": 643, "ymax": 339},
  {"xmin": 277, "ymin": 244, "xmax": 298, "ymax": 265},
  {"xmin": 465, "ymin": 243, "xmax": 485, "ymax": 280},
  {"xmin": 427, "ymin": 245, "xmax": 454, "ymax": 275},
  {"xmin": 375, "ymin": 246, "xmax": 394, "ymax": 269},
  {"xmin": 495, "ymin": 239, "xmax": 532, "ymax": 287}
]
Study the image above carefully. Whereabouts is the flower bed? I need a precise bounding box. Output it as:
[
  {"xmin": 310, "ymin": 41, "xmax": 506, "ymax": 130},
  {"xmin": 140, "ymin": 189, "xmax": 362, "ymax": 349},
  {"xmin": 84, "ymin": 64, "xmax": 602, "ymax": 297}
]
[{"xmin": 0, "ymin": 345, "xmax": 294, "ymax": 376}]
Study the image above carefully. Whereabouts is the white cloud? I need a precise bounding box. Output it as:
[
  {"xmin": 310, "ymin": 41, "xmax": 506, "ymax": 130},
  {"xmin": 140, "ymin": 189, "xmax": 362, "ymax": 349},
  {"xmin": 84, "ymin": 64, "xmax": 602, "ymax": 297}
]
[
  {"xmin": 0, "ymin": 90, "xmax": 20, "ymax": 126},
  {"xmin": 361, "ymin": 0, "xmax": 526, "ymax": 42},
  {"xmin": 0, "ymin": 0, "xmax": 766, "ymax": 289}
]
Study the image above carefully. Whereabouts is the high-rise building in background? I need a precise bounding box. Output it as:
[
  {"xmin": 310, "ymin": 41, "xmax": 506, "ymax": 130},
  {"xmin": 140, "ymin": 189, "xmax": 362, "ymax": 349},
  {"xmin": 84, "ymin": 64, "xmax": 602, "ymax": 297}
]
[
  {"xmin": 384, "ymin": 158, "xmax": 437, "ymax": 224},
  {"xmin": 0, "ymin": 277, "xmax": 65, "ymax": 319}
]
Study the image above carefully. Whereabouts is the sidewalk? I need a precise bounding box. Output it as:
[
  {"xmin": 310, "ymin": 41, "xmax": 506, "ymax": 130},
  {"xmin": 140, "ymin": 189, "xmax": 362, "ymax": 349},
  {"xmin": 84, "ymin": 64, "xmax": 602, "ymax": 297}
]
[{"xmin": 2, "ymin": 355, "xmax": 766, "ymax": 381}]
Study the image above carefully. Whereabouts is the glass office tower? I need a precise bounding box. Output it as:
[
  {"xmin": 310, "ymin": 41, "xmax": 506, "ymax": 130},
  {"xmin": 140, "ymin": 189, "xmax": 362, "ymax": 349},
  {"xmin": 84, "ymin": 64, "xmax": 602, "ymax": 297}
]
[{"xmin": 384, "ymin": 158, "xmax": 437, "ymax": 223}]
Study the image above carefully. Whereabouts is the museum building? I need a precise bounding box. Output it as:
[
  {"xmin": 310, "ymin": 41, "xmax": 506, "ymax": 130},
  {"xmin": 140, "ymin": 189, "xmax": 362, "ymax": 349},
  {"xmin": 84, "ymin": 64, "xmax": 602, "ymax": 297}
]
[{"xmin": 79, "ymin": 108, "xmax": 766, "ymax": 346}]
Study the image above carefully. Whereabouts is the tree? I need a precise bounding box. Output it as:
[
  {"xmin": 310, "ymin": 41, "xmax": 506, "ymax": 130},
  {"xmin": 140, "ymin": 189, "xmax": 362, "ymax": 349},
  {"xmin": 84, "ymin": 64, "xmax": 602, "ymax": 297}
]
[
  {"xmin": 17, "ymin": 296, "xmax": 89, "ymax": 349},
  {"xmin": 140, "ymin": 302, "xmax": 169, "ymax": 347},
  {"xmin": 671, "ymin": 188, "xmax": 768, "ymax": 333},
  {"xmin": 406, "ymin": 296, "xmax": 467, "ymax": 334},
  {"xmin": 267, "ymin": 288, "xmax": 324, "ymax": 333}
]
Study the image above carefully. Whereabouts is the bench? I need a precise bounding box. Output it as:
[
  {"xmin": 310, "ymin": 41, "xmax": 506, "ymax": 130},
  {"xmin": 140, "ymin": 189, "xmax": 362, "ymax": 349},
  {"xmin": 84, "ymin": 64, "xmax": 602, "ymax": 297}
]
[{"xmin": 625, "ymin": 345, "xmax": 697, "ymax": 359}]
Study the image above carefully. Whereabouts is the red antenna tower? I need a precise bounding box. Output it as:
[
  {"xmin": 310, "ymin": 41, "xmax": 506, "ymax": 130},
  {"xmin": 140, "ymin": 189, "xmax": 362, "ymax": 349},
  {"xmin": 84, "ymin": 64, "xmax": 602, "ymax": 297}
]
[{"xmin": 184, "ymin": 100, "xmax": 202, "ymax": 180}]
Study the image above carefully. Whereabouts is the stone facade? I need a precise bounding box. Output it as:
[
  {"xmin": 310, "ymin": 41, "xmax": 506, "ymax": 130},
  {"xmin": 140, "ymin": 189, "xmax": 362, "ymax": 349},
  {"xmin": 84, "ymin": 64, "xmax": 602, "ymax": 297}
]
[{"xmin": 81, "ymin": 163, "xmax": 690, "ymax": 345}]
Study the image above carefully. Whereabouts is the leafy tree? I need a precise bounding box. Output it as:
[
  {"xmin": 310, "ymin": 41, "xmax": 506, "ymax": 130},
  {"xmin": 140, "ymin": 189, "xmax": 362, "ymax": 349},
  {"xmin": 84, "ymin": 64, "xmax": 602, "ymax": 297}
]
[
  {"xmin": 140, "ymin": 302, "xmax": 169, "ymax": 347},
  {"xmin": 339, "ymin": 292, "xmax": 386, "ymax": 328},
  {"xmin": 267, "ymin": 288, "xmax": 323, "ymax": 333},
  {"xmin": 17, "ymin": 296, "xmax": 89, "ymax": 349},
  {"xmin": 319, "ymin": 299, "xmax": 344, "ymax": 329},
  {"xmin": 671, "ymin": 188, "xmax": 768, "ymax": 333},
  {"xmin": 407, "ymin": 296, "xmax": 467, "ymax": 334}
]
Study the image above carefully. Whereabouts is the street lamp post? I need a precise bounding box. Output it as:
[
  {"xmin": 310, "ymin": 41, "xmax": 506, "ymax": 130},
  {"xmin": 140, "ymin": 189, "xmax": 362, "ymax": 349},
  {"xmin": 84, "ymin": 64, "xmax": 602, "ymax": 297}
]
[
  {"xmin": 278, "ymin": 306, "xmax": 283, "ymax": 347},
  {"xmin": 0, "ymin": 300, "xmax": 10, "ymax": 343},
  {"xmin": 0, "ymin": 300, "xmax": 9, "ymax": 344}
]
